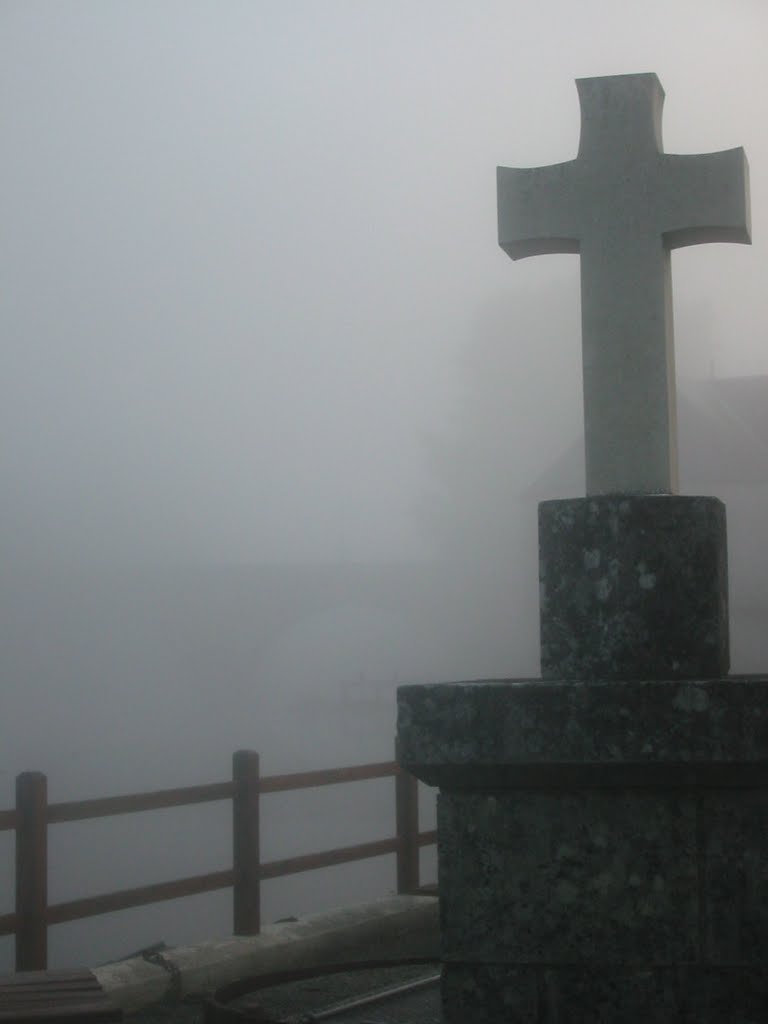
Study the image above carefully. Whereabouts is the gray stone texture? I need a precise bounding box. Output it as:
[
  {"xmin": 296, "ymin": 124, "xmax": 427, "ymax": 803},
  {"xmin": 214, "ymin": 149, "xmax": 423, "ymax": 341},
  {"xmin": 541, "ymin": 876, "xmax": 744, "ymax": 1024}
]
[
  {"xmin": 539, "ymin": 495, "xmax": 729, "ymax": 680},
  {"xmin": 700, "ymin": 790, "xmax": 768, "ymax": 963},
  {"xmin": 441, "ymin": 965, "xmax": 538, "ymax": 1023},
  {"xmin": 542, "ymin": 968, "xmax": 682, "ymax": 1023},
  {"xmin": 497, "ymin": 73, "xmax": 750, "ymax": 495},
  {"xmin": 443, "ymin": 965, "xmax": 768, "ymax": 1022},
  {"xmin": 397, "ymin": 677, "xmax": 768, "ymax": 785},
  {"xmin": 398, "ymin": 676, "xmax": 768, "ymax": 1020},
  {"xmin": 677, "ymin": 968, "xmax": 768, "ymax": 1023},
  {"xmin": 438, "ymin": 790, "xmax": 698, "ymax": 964}
]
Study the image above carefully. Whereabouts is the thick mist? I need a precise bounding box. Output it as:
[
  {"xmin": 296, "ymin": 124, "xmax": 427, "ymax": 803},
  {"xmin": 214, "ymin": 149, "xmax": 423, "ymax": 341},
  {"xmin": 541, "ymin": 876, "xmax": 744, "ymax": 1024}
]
[{"xmin": 1, "ymin": 0, "xmax": 767, "ymax": 968}]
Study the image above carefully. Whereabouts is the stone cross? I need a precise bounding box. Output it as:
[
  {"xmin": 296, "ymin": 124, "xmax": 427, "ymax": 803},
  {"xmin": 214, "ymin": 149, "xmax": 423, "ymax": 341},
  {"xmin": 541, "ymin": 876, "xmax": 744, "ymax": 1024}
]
[{"xmin": 497, "ymin": 73, "xmax": 751, "ymax": 495}]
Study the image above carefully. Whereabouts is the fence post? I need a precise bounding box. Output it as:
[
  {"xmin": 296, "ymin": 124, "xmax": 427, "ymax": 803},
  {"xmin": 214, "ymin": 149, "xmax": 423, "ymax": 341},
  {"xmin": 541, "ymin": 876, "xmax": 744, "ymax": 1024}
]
[
  {"xmin": 15, "ymin": 771, "xmax": 48, "ymax": 970},
  {"xmin": 233, "ymin": 750, "xmax": 260, "ymax": 934},
  {"xmin": 395, "ymin": 766, "xmax": 419, "ymax": 894}
]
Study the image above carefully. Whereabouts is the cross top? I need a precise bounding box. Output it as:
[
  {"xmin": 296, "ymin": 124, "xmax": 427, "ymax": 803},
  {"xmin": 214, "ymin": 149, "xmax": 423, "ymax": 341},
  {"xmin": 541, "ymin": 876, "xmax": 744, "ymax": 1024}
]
[
  {"xmin": 498, "ymin": 73, "xmax": 751, "ymax": 495},
  {"xmin": 578, "ymin": 72, "xmax": 663, "ymax": 162}
]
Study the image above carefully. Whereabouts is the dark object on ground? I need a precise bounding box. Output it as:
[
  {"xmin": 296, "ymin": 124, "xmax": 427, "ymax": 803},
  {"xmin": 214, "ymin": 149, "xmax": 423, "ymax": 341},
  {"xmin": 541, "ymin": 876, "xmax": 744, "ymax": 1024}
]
[
  {"xmin": 0, "ymin": 967, "xmax": 123, "ymax": 1022},
  {"xmin": 100, "ymin": 943, "xmax": 169, "ymax": 968},
  {"xmin": 203, "ymin": 958, "xmax": 440, "ymax": 1022}
]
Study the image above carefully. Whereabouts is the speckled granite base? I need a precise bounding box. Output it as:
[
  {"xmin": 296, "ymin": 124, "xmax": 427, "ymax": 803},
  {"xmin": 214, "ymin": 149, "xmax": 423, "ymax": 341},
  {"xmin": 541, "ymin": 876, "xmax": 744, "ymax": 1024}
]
[
  {"xmin": 539, "ymin": 496, "xmax": 729, "ymax": 679},
  {"xmin": 441, "ymin": 964, "xmax": 768, "ymax": 1023},
  {"xmin": 397, "ymin": 676, "xmax": 768, "ymax": 1023}
]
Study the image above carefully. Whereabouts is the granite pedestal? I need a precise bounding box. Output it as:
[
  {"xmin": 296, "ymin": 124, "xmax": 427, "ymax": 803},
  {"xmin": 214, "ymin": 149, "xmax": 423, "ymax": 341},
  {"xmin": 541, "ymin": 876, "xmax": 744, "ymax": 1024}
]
[
  {"xmin": 397, "ymin": 497, "xmax": 768, "ymax": 1022},
  {"xmin": 539, "ymin": 496, "xmax": 729, "ymax": 680}
]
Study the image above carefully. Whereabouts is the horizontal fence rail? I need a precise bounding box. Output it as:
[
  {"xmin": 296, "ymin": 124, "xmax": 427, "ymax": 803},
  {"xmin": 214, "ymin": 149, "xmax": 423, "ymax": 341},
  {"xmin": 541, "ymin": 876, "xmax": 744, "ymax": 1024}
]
[{"xmin": 0, "ymin": 752, "xmax": 436, "ymax": 970}]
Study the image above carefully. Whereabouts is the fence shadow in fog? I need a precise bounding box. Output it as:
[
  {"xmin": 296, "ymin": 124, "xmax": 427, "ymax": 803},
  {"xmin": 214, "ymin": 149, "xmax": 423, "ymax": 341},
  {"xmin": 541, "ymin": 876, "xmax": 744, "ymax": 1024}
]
[{"xmin": 0, "ymin": 751, "xmax": 436, "ymax": 971}]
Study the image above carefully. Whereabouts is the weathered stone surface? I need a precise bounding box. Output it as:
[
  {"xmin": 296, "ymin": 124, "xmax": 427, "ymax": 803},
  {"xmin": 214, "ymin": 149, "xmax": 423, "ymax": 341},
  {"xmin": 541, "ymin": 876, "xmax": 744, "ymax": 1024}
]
[
  {"xmin": 398, "ymin": 677, "xmax": 768, "ymax": 1019},
  {"xmin": 439, "ymin": 790, "xmax": 698, "ymax": 963},
  {"xmin": 700, "ymin": 791, "xmax": 768, "ymax": 963},
  {"xmin": 677, "ymin": 967, "xmax": 768, "ymax": 1023},
  {"xmin": 441, "ymin": 965, "xmax": 537, "ymax": 1023},
  {"xmin": 442, "ymin": 965, "xmax": 768, "ymax": 1022},
  {"xmin": 542, "ymin": 967, "xmax": 681, "ymax": 1022},
  {"xmin": 539, "ymin": 495, "xmax": 729, "ymax": 680},
  {"xmin": 397, "ymin": 677, "xmax": 768, "ymax": 787}
]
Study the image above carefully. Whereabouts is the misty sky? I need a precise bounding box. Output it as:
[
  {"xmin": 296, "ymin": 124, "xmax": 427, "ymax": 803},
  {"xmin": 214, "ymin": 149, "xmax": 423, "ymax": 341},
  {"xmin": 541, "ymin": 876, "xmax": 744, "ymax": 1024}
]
[
  {"xmin": 1, "ymin": 1, "xmax": 766, "ymax": 569},
  {"xmin": 2, "ymin": 0, "xmax": 768, "ymax": 970}
]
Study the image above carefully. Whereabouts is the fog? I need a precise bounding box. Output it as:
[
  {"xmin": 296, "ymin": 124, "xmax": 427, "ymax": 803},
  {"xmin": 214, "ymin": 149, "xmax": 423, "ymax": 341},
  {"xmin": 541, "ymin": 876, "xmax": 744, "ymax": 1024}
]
[{"xmin": 2, "ymin": 0, "xmax": 768, "ymax": 968}]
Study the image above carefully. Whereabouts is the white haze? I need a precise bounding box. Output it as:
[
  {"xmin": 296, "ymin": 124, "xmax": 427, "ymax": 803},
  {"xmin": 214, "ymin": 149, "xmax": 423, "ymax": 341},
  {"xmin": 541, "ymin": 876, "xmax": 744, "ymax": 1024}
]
[{"xmin": 1, "ymin": 0, "xmax": 767, "ymax": 967}]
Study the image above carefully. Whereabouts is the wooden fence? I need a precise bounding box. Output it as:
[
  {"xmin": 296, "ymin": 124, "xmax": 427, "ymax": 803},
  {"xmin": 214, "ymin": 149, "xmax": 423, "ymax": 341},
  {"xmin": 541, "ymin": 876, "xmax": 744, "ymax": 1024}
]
[{"xmin": 0, "ymin": 751, "xmax": 436, "ymax": 971}]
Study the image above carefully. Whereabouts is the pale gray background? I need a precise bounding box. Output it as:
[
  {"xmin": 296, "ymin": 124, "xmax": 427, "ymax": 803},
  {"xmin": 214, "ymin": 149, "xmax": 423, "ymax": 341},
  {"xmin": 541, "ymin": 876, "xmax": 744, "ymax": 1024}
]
[{"xmin": 1, "ymin": 0, "xmax": 767, "ymax": 969}]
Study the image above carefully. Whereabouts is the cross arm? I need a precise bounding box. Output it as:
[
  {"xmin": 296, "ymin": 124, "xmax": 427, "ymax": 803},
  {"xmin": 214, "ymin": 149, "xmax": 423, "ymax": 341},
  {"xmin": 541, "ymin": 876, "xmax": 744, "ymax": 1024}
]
[
  {"xmin": 661, "ymin": 147, "xmax": 751, "ymax": 249},
  {"xmin": 497, "ymin": 161, "xmax": 581, "ymax": 260}
]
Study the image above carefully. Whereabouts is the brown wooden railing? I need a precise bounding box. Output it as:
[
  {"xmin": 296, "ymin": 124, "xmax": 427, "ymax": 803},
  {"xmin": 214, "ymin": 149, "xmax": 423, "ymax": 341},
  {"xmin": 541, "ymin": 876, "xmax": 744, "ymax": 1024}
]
[{"xmin": 0, "ymin": 751, "xmax": 437, "ymax": 971}]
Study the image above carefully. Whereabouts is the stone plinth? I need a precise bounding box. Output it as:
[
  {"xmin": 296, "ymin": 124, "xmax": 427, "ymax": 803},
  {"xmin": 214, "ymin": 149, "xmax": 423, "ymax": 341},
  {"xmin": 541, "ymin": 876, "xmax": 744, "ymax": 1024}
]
[
  {"xmin": 397, "ymin": 677, "xmax": 768, "ymax": 1022},
  {"xmin": 539, "ymin": 496, "xmax": 729, "ymax": 680}
]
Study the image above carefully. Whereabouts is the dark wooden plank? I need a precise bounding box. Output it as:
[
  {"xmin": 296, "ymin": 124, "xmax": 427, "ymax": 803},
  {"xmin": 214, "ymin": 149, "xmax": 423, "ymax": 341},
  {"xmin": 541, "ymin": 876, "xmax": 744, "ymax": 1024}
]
[
  {"xmin": 0, "ymin": 969, "xmax": 122, "ymax": 1022},
  {"xmin": 47, "ymin": 869, "xmax": 233, "ymax": 924},
  {"xmin": 259, "ymin": 836, "xmax": 399, "ymax": 880},
  {"xmin": 0, "ymin": 1007, "xmax": 121, "ymax": 1022},
  {"xmin": 15, "ymin": 773, "xmax": 47, "ymax": 970},
  {"xmin": 260, "ymin": 761, "xmax": 398, "ymax": 793},
  {"xmin": 396, "ymin": 769, "xmax": 419, "ymax": 893},
  {"xmin": 46, "ymin": 761, "xmax": 399, "ymax": 819},
  {"xmin": 1, "ymin": 980, "xmax": 104, "ymax": 998},
  {"xmin": 0, "ymin": 968, "xmax": 96, "ymax": 987},
  {"xmin": 0, "ymin": 1008, "xmax": 121, "ymax": 1022},
  {"xmin": 1, "ymin": 983, "xmax": 103, "ymax": 998},
  {"xmin": 47, "ymin": 781, "xmax": 233, "ymax": 823},
  {"xmin": 232, "ymin": 750, "xmax": 260, "ymax": 935}
]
